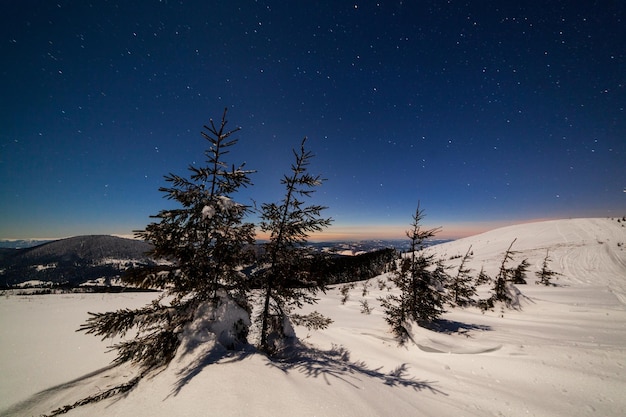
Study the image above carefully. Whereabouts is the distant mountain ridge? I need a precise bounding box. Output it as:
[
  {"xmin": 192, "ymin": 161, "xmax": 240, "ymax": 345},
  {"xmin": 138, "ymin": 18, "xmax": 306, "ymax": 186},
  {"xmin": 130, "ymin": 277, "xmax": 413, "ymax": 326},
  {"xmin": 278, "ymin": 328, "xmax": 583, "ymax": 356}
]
[
  {"xmin": 0, "ymin": 235, "xmax": 449, "ymax": 289},
  {"xmin": 0, "ymin": 235, "xmax": 154, "ymax": 288},
  {"xmin": 15, "ymin": 235, "xmax": 152, "ymax": 262}
]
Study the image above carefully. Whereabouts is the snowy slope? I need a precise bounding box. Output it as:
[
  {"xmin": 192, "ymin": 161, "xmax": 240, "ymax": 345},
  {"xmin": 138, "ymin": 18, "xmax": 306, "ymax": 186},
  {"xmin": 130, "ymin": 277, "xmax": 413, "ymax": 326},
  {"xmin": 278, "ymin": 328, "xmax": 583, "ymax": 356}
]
[
  {"xmin": 433, "ymin": 218, "xmax": 626, "ymax": 297},
  {"xmin": 1, "ymin": 218, "xmax": 625, "ymax": 417}
]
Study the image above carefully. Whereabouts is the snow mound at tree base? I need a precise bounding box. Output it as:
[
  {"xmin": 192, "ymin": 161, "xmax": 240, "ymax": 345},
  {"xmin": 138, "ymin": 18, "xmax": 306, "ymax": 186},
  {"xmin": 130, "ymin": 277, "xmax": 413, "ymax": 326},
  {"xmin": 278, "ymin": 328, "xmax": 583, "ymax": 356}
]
[
  {"xmin": 405, "ymin": 322, "xmax": 503, "ymax": 354},
  {"xmin": 179, "ymin": 293, "xmax": 251, "ymax": 355}
]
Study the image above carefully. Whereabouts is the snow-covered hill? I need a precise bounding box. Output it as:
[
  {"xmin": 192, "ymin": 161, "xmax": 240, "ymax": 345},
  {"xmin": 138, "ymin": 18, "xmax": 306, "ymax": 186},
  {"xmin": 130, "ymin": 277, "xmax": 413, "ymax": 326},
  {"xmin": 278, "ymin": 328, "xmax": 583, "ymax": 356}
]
[
  {"xmin": 1, "ymin": 218, "xmax": 625, "ymax": 417},
  {"xmin": 432, "ymin": 217, "xmax": 626, "ymax": 298}
]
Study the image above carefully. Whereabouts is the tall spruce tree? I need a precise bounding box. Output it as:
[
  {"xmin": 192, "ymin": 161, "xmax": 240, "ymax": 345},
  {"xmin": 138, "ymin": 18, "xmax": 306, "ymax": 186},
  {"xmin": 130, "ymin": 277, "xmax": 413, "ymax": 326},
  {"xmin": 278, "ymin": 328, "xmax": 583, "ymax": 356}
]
[
  {"xmin": 79, "ymin": 109, "xmax": 256, "ymax": 372},
  {"xmin": 379, "ymin": 203, "xmax": 445, "ymax": 343},
  {"xmin": 256, "ymin": 138, "xmax": 333, "ymax": 353}
]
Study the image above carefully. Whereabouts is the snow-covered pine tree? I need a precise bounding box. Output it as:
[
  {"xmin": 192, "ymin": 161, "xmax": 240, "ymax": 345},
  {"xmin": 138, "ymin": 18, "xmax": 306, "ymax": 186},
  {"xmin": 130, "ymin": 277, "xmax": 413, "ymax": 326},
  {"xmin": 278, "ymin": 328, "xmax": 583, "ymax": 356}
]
[
  {"xmin": 432, "ymin": 258, "xmax": 452, "ymax": 306},
  {"xmin": 447, "ymin": 245, "xmax": 478, "ymax": 307},
  {"xmin": 256, "ymin": 138, "xmax": 333, "ymax": 354},
  {"xmin": 79, "ymin": 109, "xmax": 256, "ymax": 372},
  {"xmin": 535, "ymin": 249, "xmax": 559, "ymax": 286},
  {"xmin": 378, "ymin": 256, "xmax": 410, "ymax": 342},
  {"xmin": 378, "ymin": 203, "xmax": 445, "ymax": 343}
]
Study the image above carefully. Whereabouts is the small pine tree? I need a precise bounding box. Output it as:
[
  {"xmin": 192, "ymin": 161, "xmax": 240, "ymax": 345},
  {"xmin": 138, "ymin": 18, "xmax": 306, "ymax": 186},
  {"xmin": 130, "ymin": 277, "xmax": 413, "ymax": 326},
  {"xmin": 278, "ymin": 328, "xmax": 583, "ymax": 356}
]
[
  {"xmin": 379, "ymin": 257, "xmax": 411, "ymax": 342},
  {"xmin": 256, "ymin": 138, "xmax": 333, "ymax": 354},
  {"xmin": 511, "ymin": 259, "xmax": 530, "ymax": 284},
  {"xmin": 535, "ymin": 249, "xmax": 559, "ymax": 286},
  {"xmin": 379, "ymin": 203, "xmax": 445, "ymax": 343},
  {"xmin": 339, "ymin": 282, "xmax": 355, "ymax": 304},
  {"xmin": 79, "ymin": 109, "xmax": 256, "ymax": 373},
  {"xmin": 486, "ymin": 238, "xmax": 519, "ymax": 309},
  {"xmin": 475, "ymin": 265, "xmax": 493, "ymax": 311},
  {"xmin": 432, "ymin": 258, "xmax": 452, "ymax": 304},
  {"xmin": 476, "ymin": 265, "xmax": 491, "ymax": 285},
  {"xmin": 447, "ymin": 245, "xmax": 478, "ymax": 307}
]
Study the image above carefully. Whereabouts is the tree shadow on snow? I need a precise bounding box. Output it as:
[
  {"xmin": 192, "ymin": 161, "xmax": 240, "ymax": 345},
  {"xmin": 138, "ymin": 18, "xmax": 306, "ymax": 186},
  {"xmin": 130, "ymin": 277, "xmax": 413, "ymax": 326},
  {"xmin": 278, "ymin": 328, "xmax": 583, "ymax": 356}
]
[
  {"xmin": 1, "ymin": 363, "xmax": 141, "ymax": 417},
  {"xmin": 265, "ymin": 343, "xmax": 447, "ymax": 395},
  {"xmin": 169, "ymin": 342, "xmax": 255, "ymax": 398},
  {"xmin": 425, "ymin": 319, "xmax": 492, "ymax": 336}
]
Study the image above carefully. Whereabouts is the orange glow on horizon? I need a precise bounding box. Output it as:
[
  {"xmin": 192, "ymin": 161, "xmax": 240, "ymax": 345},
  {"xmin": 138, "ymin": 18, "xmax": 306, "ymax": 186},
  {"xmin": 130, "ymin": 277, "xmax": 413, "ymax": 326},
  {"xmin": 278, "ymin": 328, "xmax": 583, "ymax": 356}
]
[
  {"xmin": 255, "ymin": 222, "xmax": 507, "ymax": 242},
  {"xmin": 254, "ymin": 217, "xmax": 570, "ymax": 242}
]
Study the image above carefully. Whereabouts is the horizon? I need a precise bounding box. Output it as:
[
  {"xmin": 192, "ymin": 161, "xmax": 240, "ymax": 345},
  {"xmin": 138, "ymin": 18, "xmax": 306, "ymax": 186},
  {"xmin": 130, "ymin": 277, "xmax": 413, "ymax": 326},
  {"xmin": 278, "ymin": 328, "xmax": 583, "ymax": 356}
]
[{"xmin": 1, "ymin": 215, "xmax": 616, "ymax": 243}]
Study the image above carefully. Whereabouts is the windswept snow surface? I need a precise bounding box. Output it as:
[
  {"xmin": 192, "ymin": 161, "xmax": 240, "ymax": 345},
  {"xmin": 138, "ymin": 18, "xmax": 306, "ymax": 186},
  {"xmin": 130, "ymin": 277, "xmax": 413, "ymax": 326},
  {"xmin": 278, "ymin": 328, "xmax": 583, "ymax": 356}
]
[{"xmin": 1, "ymin": 218, "xmax": 625, "ymax": 416}]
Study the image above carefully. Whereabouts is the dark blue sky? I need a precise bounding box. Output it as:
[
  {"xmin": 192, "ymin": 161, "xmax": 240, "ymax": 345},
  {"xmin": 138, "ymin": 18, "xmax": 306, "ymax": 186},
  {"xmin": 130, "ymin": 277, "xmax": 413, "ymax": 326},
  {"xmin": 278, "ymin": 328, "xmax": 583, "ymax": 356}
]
[{"xmin": 1, "ymin": 1, "xmax": 624, "ymax": 240}]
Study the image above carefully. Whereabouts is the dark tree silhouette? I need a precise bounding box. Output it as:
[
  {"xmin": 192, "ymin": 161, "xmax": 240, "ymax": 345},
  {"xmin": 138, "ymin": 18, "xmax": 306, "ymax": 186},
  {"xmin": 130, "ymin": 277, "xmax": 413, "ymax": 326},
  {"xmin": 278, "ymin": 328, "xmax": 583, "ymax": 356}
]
[
  {"xmin": 256, "ymin": 138, "xmax": 333, "ymax": 353},
  {"xmin": 447, "ymin": 245, "xmax": 478, "ymax": 307},
  {"xmin": 535, "ymin": 249, "xmax": 560, "ymax": 286},
  {"xmin": 480, "ymin": 238, "xmax": 523, "ymax": 311},
  {"xmin": 378, "ymin": 203, "xmax": 445, "ymax": 343},
  {"xmin": 476, "ymin": 265, "xmax": 491, "ymax": 285},
  {"xmin": 511, "ymin": 259, "xmax": 530, "ymax": 284},
  {"xmin": 79, "ymin": 109, "xmax": 256, "ymax": 372}
]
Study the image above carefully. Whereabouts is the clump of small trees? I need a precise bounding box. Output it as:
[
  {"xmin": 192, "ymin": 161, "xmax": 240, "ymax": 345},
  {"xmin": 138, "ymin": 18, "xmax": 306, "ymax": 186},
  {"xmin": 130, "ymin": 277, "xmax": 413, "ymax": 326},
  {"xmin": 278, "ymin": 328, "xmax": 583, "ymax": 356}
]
[{"xmin": 342, "ymin": 211, "xmax": 565, "ymax": 342}]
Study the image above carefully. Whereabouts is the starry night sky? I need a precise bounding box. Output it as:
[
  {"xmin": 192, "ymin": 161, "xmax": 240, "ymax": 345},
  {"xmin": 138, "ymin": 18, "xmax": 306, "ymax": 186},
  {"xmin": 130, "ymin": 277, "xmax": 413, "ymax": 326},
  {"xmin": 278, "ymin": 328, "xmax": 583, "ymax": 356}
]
[{"xmin": 1, "ymin": 1, "xmax": 625, "ymax": 240}]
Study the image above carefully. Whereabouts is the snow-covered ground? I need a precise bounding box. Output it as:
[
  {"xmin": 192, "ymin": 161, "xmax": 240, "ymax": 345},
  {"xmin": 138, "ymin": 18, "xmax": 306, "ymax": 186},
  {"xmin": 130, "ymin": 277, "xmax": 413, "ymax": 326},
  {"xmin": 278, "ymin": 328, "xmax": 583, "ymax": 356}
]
[{"xmin": 1, "ymin": 218, "xmax": 625, "ymax": 416}]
